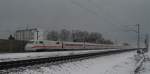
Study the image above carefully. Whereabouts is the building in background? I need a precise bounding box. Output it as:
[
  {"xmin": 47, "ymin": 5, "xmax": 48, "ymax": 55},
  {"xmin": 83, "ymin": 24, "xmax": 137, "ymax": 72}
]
[{"xmin": 14, "ymin": 28, "xmax": 45, "ymax": 41}]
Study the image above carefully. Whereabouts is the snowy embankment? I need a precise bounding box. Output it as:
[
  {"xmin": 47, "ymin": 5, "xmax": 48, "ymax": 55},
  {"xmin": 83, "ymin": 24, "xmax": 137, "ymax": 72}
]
[
  {"xmin": 3, "ymin": 51, "xmax": 137, "ymax": 74},
  {"xmin": 0, "ymin": 49, "xmax": 125, "ymax": 62},
  {"xmin": 135, "ymin": 52, "xmax": 150, "ymax": 74},
  {"xmin": 0, "ymin": 50, "xmax": 105, "ymax": 62}
]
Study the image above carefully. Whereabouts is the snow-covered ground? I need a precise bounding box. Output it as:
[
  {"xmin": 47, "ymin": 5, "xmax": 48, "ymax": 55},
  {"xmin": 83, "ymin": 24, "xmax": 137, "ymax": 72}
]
[
  {"xmin": 1, "ymin": 51, "xmax": 137, "ymax": 74},
  {"xmin": 136, "ymin": 51, "xmax": 150, "ymax": 74},
  {"xmin": 0, "ymin": 49, "xmax": 123, "ymax": 62}
]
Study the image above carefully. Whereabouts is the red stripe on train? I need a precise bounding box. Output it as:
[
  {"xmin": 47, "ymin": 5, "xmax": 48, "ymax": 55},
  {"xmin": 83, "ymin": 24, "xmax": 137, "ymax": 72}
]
[{"xmin": 32, "ymin": 46, "xmax": 61, "ymax": 48}]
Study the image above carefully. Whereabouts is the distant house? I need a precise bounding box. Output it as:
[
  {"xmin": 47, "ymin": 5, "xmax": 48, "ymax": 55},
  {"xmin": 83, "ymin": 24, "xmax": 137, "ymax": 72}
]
[{"xmin": 14, "ymin": 28, "xmax": 45, "ymax": 41}]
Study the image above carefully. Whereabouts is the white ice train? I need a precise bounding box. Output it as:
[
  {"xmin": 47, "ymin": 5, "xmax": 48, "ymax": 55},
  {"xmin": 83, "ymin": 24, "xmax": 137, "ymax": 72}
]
[{"xmin": 25, "ymin": 40, "xmax": 128, "ymax": 51}]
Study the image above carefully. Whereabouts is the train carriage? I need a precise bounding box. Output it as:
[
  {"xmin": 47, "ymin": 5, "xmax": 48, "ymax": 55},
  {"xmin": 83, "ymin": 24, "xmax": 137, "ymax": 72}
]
[{"xmin": 25, "ymin": 40, "xmax": 125, "ymax": 51}]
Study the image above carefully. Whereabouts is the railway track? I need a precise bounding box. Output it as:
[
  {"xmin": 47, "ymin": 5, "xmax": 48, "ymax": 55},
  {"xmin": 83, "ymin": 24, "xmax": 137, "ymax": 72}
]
[{"xmin": 0, "ymin": 48, "xmax": 138, "ymax": 70}]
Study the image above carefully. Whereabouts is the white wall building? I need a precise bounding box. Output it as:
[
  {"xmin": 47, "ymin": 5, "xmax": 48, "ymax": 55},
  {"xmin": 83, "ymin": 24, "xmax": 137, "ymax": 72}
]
[{"xmin": 14, "ymin": 28, "xmax": 45, "ymax": 41}]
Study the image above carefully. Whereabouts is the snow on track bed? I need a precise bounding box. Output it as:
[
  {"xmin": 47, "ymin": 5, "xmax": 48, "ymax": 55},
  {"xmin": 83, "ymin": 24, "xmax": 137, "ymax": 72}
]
[
  {"xmin": 0, "ymin": 49, "xmax": 125, "ymax": 62},
  {"xmin": 134, "ymin": 52, "xmax": 150, "ymax": 74},
  {"xmin": 1, "ymin": 51, "xmax": 137, "ymax": 74}
]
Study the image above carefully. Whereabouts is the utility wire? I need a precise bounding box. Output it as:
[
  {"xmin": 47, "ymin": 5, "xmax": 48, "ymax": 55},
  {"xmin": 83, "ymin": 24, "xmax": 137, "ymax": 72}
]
[{"xmin": 70, "ymin": 0, "xmax": 119, "ymax": 26}]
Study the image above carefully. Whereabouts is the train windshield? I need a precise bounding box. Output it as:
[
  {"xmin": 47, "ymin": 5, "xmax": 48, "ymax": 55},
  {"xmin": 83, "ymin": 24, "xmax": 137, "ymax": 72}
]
[
  {"xmin": 28, "ymin": 41, "xmax": 34, "ymax": 44},
  {"xmin": 39, "ymin": 41, "xmax": 44, "ymax": 44}
]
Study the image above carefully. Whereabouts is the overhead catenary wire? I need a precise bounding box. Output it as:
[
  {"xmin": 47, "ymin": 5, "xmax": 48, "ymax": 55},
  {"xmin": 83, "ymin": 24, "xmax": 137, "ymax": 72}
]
[{"xmin": 70, "ymin": 0, "xmax": 119, "ymax": 26}]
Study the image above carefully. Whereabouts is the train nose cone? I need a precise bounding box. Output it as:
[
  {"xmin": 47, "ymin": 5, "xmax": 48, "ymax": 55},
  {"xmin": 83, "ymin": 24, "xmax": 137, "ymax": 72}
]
[{"xmin": 25, "ymin": 44, "xmax": 36, "ymax": 51}]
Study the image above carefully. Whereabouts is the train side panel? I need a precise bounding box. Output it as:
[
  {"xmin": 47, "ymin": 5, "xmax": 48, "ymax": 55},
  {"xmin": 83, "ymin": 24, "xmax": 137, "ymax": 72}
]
[{"xmin": 25, "ymin": 40, "xmax": 129, "ymax": 51}]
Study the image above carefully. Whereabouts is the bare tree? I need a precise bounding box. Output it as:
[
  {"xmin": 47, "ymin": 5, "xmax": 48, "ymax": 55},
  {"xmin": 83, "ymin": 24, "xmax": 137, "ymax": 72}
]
[
  {"xmin": 47, "ymin": 30, "xmax": 59, "ymax": 41},
  {"xmin": 59, "ymin": 29, "xmax": 70, "ymax": 41},
  {"xmin": 8, "ymin": 35, "xmax": 15, "ymax": 40},
  {"xmin": 47, "ymin": 29, "xmax": 113, "ymax": 44}
]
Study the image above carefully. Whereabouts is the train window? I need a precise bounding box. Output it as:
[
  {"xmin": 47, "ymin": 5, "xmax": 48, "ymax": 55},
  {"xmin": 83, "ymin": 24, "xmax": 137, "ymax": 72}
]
[
  {"xmin": 28, "ymin": 41, "xmax": 34, "ymax": 44},
  {"xmin": 65, "ymin": 44, "xmax": 83, "ymax": 46},
  {"xmin": 39, "ymin": 41, "xmax": 44, "ymax": 44},
  {"xmin": 56, "ymin": 42, "xmax": 60, "ymax": 44}
]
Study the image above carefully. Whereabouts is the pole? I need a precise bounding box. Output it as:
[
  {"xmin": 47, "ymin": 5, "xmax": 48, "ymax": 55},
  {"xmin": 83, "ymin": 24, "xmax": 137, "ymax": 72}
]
[
  {"xmin": 136, "ymin": 24, "xmax": 142, "ymax": 54},
  {"xmin": 145, "ymin": 34, "xmax": 149, "ymax": 52},
  {"xmin": 61, "ymin": 36, "xmax": 63, "ymax": 48},
  {"xmin": 137, "ymin": 24, "xmax": 140, "ymax": 49},
  {"xmin": 37, "ymin": 30, "xmax": 39, "ymax": 40},
  {"xmin": 146, "ymin": 34, "xmax": 149, "ymax": 50},
  {"xmin": 83, "ymin": 38, "xmax": 85, "ymax": 48}
]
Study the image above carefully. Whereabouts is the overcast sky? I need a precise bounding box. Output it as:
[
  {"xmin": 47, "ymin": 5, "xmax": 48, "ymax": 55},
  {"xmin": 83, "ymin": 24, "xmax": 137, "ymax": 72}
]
[{"xmin": 0, "ymin": 0, "xmax": 149, "ymax": 45}]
